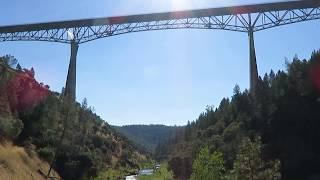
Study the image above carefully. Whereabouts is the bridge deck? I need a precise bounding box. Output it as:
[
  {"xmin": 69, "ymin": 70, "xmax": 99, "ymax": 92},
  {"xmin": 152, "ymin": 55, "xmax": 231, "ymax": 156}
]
[{"xmin": 1, "ymin": 0, "xmax": 319, "ymax": 33}]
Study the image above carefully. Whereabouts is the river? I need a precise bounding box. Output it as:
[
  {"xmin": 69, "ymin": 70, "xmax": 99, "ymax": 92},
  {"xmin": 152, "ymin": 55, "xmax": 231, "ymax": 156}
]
[{"xmin": 125, "ymin": 168, "xmax": 154, "ymax": 180}]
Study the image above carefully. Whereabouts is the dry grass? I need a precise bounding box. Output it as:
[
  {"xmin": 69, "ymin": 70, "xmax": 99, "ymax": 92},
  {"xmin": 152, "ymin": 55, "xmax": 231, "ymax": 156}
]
[{"xmin": 0, "ymin": 141, "xmax": 61, "ymax": 180}]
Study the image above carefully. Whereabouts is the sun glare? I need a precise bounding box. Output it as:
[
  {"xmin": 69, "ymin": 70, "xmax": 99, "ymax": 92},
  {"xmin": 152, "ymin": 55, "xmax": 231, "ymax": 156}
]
[
  {"xmin": 171, "ymin": 0, "xmax": 191, "ymax": 10},
  {"xmin": 168, "ymin": 0, "xmax": 239, "ymax": 11}
]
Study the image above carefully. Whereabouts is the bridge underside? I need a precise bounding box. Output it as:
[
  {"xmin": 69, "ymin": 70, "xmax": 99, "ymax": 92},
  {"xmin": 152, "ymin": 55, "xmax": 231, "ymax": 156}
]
[
  {"xmin": 0, "ymin": 0, "xmax": 319, "ymax": 100},
  {"xmin": 0, "ymin": 6, "xmax": 319, "ymax": 44}
]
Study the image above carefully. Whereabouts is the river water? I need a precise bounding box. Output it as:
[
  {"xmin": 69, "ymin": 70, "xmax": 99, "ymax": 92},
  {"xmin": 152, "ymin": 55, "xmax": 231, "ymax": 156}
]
[
  {"xmin": 125, "ymin": 168, "xmax": 154, "ymax": 180},
  {"xmin": 139, "ymin": 169, "xmax": 154, "ymax": 175},
  {"xmin": 125, "ymin": 175, "xmax": 138, "ymax": 180}
]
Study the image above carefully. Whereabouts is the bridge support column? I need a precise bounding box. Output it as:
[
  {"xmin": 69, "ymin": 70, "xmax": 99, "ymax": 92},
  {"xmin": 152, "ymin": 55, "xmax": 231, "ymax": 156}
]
[
  {"xmin": 64, "ymin": 41, "xmax": 79, "ymax": 101},
  {"xmin": 248, "ymin": 30, "xmax": 259, "ymax": 93}
]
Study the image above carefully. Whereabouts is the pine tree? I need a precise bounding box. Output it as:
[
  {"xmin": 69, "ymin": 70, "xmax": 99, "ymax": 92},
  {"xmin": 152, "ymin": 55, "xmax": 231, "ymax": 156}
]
[
  {"xmin": 16, "ymin": 63, "xmax": 22, "ymax": 71},
  {"xmin": 231, "ymin": 137, "xmax": 281, "ymax": 180}
]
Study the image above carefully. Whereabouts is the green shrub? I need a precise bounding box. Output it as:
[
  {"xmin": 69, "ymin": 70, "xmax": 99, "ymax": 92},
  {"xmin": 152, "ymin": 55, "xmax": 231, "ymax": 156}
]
[
  {"xmin": 0, "ymin": 117, "xmax": 23, "ymax": 139},
  {"xmin": 38, "ymin": 146, "xmax": 55, "ymax": 161}
]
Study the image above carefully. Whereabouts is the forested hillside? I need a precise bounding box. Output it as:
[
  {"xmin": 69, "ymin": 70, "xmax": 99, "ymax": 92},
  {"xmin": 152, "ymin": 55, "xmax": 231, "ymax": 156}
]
[
  {"xmin": 2, "ymin": 50, "xmax": 320, "ymax": 179},
  {"xmin": 113, "ymin": 125, "xmax": 179, "ymax": 153},
  {"xmin": 0, "ymin": 55, "xmax": 147, "ymax": 179},
  {"xmin": 156, "ymin": 51, "xmax": 320, "ymax": 180}
]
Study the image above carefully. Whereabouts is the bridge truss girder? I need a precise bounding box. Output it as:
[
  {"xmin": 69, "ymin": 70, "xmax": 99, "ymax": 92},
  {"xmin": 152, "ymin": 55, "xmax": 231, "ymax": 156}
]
[{"xmin": 0, "ymin": 6, "xmax": 320, "ymax": 44}]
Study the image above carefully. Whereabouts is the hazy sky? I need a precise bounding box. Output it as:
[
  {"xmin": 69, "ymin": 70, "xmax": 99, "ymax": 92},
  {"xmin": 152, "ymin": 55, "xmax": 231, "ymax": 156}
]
[{"xmin": 1, "ymin": 0, "xmax": 319, "ymax": 126}]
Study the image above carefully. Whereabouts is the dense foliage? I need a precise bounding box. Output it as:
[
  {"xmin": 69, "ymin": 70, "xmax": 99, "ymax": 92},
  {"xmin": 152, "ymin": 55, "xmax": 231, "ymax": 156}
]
[
  {"xmin": 190, "ymin": 147, "xmax": 225, "ymax": 180},
  {"xmin": 189, "ymin": 137, "xmax": 280, "ymax": 180},
  {"xmin": 157, "ymin": 51, "xmax": 320, "ymax": 180},
  {"xmin": 0, "ymin": 55, "xmax": 147, "ymax": 179},
  {"xmin": 230, "ymin": 137, "xmax": 281, "ymax": 180}
]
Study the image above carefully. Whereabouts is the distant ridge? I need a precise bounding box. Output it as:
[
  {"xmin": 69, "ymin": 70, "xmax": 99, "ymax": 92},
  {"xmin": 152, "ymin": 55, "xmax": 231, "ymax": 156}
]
[{"xmin": 113, "ymin": 125, "xmax": 180, "ymax": 154}]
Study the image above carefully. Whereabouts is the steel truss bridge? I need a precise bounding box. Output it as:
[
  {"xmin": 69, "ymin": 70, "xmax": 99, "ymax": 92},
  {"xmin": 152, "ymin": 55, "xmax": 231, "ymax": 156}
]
[{"xmin": 1, "ymin": 0, "xmax": 320, "ymax": 101}]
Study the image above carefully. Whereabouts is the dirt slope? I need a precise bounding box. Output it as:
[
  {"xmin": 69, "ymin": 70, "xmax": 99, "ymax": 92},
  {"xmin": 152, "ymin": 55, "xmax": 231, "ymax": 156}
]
[{"xmin": 0, "ymin": 141, "xmax": 60, "ymax": 180}]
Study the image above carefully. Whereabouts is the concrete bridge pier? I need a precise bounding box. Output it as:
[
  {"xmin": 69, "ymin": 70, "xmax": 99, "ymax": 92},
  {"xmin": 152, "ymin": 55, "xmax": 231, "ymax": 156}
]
[
  {"xmin": 248, "ymin": 30, "xmax": 259, "ymax": 93},
  {"xmin": 247, "ymin": 13, "xmax": 259, "ymax": 93},
  {"xmin": 64, "ymin": 41, "xmax": 79, "ymax": 101}
]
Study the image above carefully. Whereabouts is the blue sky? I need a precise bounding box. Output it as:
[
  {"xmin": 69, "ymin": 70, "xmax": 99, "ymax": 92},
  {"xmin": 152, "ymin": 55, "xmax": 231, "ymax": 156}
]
[{"xmin": 1, "ymin": 0, "xmax": 319, "ymax": 126}]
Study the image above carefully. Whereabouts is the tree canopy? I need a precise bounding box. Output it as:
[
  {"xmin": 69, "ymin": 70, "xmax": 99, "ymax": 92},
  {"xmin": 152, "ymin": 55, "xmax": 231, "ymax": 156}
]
[{"xmin": 157, "ymin": 50, "xmax": 320, "ymax": 180}]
